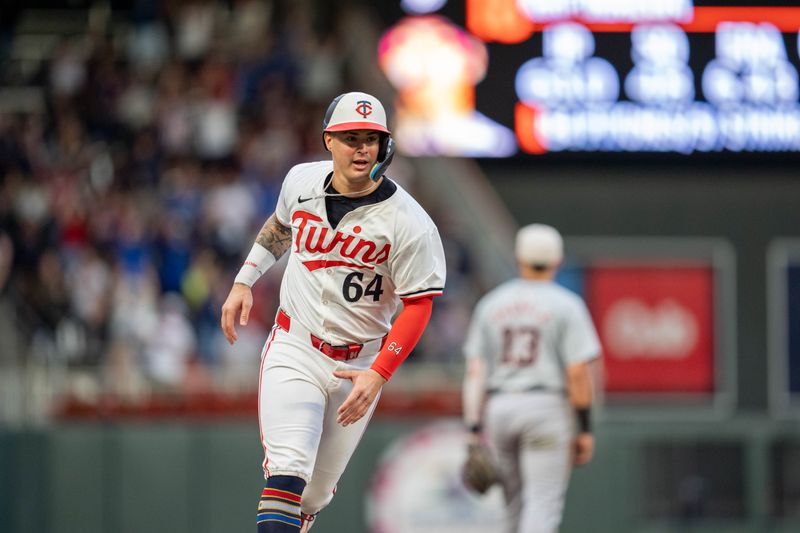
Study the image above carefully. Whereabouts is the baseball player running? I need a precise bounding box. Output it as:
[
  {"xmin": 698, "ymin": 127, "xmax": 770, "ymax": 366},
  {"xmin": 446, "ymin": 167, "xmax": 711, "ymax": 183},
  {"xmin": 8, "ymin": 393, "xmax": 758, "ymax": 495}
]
[
  {"xmin": 220, "ymin": 91, "xmax": 446, "ymax": 532},
  {"xmin": 461, "ymin": 224, "xmax": 601, "ymax": 533}
]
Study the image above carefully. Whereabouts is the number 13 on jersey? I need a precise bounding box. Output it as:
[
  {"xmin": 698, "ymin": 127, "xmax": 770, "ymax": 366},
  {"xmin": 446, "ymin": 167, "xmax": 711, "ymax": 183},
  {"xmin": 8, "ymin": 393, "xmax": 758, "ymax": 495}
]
[{"xmin": 502, "ymin": 326, "xmax": 540, "ymax": 366}]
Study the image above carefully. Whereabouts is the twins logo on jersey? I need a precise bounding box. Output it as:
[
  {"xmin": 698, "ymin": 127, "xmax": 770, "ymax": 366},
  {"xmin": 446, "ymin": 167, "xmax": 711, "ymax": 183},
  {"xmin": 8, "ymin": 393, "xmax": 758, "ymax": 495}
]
[{"xmin": 292, "ymin": 210, "xmax": 391, "ymax": 272}]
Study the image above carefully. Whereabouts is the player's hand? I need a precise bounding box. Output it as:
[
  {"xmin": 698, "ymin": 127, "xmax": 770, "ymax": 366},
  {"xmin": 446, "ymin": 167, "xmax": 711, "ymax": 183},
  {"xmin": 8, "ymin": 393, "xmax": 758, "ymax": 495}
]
[
  {"xmin": 220, "ymin": 283, "xmax": 254, "ymax": 345},
  {"xmin": 572, "ymin": 432, "xmax": 595, "ymax": 466},
  {"xmin": 333, "ymin": 368, "xmax": 386, "ymax": 426}
]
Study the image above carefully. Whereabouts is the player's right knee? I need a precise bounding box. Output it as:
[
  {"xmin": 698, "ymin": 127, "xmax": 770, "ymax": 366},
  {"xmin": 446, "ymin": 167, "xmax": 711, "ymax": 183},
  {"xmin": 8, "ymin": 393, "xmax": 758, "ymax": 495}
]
[{"xmin": 257, "ymin": 475, "xmax": 306, "ymax": 532}]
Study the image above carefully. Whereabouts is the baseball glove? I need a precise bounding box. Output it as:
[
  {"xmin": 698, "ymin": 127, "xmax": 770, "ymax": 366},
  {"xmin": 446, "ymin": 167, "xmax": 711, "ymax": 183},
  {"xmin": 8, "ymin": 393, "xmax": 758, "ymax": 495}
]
[{"xmin": 461, "ymin": 443, "xmax": 498, "ymax": 494}]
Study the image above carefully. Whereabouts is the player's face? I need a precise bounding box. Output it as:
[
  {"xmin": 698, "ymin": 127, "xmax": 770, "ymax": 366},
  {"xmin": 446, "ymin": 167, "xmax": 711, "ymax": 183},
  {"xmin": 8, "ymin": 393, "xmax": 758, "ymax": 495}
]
[{"xmin": 326, "ymin": 130, "xmax": 381, "ymax": 190}]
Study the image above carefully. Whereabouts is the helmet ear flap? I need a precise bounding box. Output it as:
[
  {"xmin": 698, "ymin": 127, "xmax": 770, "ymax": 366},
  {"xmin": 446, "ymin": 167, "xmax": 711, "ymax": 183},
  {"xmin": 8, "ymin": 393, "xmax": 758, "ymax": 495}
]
[
  {"xmin": 377, "ymin": 134, "xmax": 390, "ymax": 162},
  {"xmin": 370, "ymin": 136, "xmax": 395, "ymax": 181}
]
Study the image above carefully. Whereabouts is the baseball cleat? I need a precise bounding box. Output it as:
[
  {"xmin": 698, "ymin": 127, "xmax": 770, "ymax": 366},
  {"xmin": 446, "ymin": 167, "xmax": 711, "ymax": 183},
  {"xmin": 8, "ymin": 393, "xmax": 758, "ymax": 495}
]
[{"xmin": 299, "ymin": 512, "xmax": 317, "ymax": 532}]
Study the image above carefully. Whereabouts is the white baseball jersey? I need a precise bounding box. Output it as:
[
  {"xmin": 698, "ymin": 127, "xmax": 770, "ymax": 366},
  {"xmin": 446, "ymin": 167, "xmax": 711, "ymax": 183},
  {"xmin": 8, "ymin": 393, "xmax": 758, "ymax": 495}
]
[
  {"xmin": 274, "ymin": 160, "xmax": 446, "ymax": 343},
  {"xmin": 463, "ymin": 278, "xmax": 600, "ymax": 393},
  {"xmin": 258, "ymin": 160, "xmax": 445, "ymax": 515}
]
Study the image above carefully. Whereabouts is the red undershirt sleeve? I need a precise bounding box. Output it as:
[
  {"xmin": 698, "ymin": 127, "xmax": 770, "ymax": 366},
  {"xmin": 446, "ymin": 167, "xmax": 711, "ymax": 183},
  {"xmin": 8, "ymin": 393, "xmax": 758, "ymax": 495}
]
[{"xmin": 370, "ymin": 295, "xmax": 434, "ymax": 381}]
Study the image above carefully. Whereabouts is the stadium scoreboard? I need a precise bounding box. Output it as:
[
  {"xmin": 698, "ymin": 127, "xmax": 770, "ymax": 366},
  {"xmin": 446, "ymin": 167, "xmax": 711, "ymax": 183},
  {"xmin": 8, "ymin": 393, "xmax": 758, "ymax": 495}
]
[{"xmin": 377, "ymin": 0, "xmax": 800, "ymax": 157}]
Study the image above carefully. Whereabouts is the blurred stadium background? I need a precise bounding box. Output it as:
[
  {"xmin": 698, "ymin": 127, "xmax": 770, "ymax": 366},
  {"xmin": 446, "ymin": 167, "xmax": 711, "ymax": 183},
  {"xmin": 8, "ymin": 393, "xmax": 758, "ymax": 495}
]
[{"xmin": 2, "ymin": 1, "xmax": 800, "ymax": 532}]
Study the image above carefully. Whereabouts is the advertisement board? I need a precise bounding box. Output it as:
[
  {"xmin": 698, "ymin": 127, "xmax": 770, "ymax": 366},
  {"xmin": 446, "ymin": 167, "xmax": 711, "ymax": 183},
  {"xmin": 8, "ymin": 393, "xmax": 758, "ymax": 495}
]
[
  {"xmin": 561, "ymin": 237, "xmax": 736, "ymax": 419},
  {"xmin": 587, "ymin": 264, "xmax": 715, "ymax": 394}
]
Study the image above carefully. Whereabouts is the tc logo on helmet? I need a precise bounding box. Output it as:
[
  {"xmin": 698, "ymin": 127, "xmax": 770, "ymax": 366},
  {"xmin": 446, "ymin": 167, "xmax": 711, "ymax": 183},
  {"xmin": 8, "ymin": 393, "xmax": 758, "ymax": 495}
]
[{"xmin": 355, "ymin": 100, "xmax": 373, "ymax": 118}]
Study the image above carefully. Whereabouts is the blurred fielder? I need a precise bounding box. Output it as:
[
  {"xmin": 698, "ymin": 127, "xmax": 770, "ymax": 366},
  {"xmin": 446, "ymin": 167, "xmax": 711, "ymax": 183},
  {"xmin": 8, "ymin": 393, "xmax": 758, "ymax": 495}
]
[
  {"xmin": 221, "ymin": 91, "xmax": 446, "ymax": 532},
  {"xmin": 461, "ymin": 224, "xmax": 601, "ymax": 533}
]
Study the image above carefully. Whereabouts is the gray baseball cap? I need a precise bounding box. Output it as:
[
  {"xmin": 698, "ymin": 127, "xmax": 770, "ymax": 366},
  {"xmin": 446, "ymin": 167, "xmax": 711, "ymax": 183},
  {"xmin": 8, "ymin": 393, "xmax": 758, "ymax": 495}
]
[{"xmin": 515, "ymin": 224, "xmax": 563, "ymax": 266}]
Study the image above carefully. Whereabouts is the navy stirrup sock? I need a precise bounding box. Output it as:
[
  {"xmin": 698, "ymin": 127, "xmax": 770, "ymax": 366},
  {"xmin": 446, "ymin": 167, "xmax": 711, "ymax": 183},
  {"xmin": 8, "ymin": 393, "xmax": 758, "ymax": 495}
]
[{"xmin": 257, "ymin": 475, "xmax": 306, "ymax": 532}]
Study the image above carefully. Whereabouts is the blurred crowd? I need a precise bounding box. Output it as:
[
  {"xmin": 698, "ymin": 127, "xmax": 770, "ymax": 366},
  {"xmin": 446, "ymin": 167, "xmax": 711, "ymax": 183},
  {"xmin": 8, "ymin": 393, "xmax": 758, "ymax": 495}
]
[{"xmin": 0, "ymin": 0, "xmax": 478, "ymax": 404}]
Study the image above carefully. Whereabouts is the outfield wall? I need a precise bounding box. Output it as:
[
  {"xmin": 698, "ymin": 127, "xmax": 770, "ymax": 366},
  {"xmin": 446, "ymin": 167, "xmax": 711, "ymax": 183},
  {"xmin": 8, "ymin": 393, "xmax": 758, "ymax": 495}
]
[{"xmin": 3, "ymin": 418, "xmax": 800, "ymax": 533}]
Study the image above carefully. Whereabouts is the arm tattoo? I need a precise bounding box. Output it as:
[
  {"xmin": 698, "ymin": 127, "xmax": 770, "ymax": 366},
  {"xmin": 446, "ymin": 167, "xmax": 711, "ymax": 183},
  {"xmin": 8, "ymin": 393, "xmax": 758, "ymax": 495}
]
[{"xmin": 256, "ymin": 214, "xmax": 292, "ymax": 258}]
